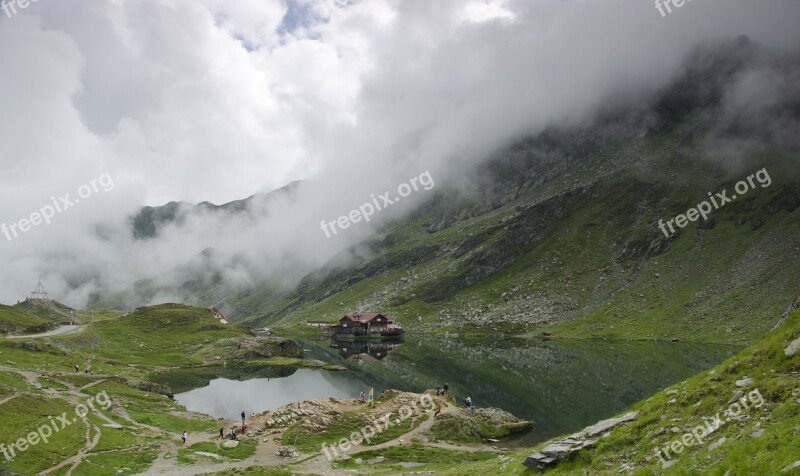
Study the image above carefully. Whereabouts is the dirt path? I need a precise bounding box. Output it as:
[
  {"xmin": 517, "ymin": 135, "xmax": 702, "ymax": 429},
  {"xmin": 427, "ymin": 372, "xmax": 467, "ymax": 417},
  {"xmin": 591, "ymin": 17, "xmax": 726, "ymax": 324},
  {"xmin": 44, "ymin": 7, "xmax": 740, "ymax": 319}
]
[
  {"xmin": 36, "ymin": 376, "xmax": 106, "ymax": 475},
  {"xmin": 0, "ymin": 365, "xmax": 499, "ymax": 476},
  {"xmin": 6, "ymin": 325, "xmax": 88, "ymax": 339},
  {"xmin": 140, "ymin": 427, "xmax": 294, "ymax": 476},
  {"xmin": 0, "ymin": 366, "xmax": 155, "ymax": 475},
  {"xmin": 0, "ymin": 394, "xmax": 18, "ymax": 406}
]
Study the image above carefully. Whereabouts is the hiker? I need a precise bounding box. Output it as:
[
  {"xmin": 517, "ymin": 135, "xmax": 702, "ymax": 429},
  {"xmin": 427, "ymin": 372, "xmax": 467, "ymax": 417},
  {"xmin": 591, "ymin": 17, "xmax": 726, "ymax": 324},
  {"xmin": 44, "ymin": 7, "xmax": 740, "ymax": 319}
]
[
  {"xmin": 241, "ymin": 410, "xmax": 246, "ymax": 423},
  {"xmin": 443, "ymin": 383, "xmax": 449, "ymax": 394},
  {"xmin": 219, "ymin": 428, "xmax": 224, "ymax": 438},
  {"xmin": 181, "ymin": 431, "xmax": 187, "ymax": 444},
  {"xmin": 242, "ymin": 423, "xmax": 247, "ymax": 434},
  {"xmin": 230, "ymin": 430, "xmax": 237, "ymax": 440},
  {"xmin": 470, "ymin": 405, "xmax": 476, "ymax": 417},
  {"xmin": 435, "ymin": 386, "xmax": 440, "ymax": 396},
  {"xmin": 465, "ymin": 396, "xmax": 472, "ymax": 408},
  {"xmin": 74, "ymin": 364, "xmax": 79, "ymax": 372},
  {"xmin": 434, "ymin": 407, "xmax": 442, "ymax": 417}
]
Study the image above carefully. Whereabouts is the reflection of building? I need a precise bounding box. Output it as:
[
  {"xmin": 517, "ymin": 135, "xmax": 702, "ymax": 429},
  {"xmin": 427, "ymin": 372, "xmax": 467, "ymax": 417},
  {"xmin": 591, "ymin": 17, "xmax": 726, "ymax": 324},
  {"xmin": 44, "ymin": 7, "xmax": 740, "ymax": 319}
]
[
  {"xmin": 330, "ymin": 339, "xmax": 401, "ymax": 361},
  {"xmin": 333, "ymin": 313, "xmax": 404, "ymax": 340}
]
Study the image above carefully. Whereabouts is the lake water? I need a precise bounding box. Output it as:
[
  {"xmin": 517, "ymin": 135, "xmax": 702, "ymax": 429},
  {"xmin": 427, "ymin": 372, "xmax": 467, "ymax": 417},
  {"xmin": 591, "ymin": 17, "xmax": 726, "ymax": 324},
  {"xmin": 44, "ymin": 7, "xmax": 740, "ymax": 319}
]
[
  {"xmin": 168, "ymin": 336, "xmax": 738, "ymax": 445},
  {"xmin": 173, "ymin": 369, "xmax": 366, "ymax": 421}
]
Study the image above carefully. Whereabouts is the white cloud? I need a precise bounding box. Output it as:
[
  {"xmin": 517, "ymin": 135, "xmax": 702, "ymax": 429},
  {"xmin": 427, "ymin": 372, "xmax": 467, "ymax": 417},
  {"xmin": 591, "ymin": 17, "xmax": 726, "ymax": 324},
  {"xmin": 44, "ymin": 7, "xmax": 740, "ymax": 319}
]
[{"xmin": 0, "ymin": 0, "xmax": 799, "ymax": 306}]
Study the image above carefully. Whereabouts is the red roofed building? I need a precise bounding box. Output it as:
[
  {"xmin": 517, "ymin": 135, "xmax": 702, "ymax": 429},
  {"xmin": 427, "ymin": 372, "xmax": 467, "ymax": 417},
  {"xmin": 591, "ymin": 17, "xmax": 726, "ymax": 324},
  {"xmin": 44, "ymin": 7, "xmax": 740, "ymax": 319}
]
[{"xmin": 335, "ymin": 312, "xmax": 403, "ymax": 339}]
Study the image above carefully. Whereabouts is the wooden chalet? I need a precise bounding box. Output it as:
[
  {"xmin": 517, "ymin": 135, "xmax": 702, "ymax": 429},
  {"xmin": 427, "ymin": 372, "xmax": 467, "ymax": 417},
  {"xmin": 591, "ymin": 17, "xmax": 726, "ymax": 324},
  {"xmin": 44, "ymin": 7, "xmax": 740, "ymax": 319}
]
[{"xmin": 333, "ymin": 312, "xmax": 404, "ymax": 340}]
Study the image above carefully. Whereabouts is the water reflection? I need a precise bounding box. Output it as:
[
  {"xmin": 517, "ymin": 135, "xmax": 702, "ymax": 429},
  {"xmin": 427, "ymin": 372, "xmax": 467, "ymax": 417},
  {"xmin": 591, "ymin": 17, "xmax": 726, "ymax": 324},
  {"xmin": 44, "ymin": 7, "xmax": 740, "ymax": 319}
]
[
  {"xmin": 330, "ymin": 338, "xmax": 402, "ymax": 361},
  {"xmin": 303, "ymin": 335, "xmax": 739, "ymax": 446},
  {"xmin": 166, "ymin": 336, "xmax": 738, "ymax": 446}
]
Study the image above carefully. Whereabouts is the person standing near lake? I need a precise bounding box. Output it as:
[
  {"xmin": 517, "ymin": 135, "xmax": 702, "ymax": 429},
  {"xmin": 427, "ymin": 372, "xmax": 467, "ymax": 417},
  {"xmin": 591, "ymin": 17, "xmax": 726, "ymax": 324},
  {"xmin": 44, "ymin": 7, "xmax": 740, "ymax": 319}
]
[
  {"xmin": 443, "ymin": 383, "xmax": 449, "ymax": 394},
  {"xmin": 241, "ymin": 410, "xmax": 246, "ymax": 423},
  {"xmin": 181, "ymin": 431, "xmax": 187, "ymax": 444},
  {"xmin": 219, "ymin": 428, "xmax": 224, "ymax": 438}
]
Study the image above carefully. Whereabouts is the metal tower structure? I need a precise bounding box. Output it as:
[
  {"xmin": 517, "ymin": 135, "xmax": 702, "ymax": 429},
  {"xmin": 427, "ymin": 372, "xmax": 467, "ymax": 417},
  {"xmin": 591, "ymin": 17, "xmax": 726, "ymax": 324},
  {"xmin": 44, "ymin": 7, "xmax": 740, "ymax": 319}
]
[{"xmin": 29, "ymin": 275, "xmax": 50, "ymax": 301}]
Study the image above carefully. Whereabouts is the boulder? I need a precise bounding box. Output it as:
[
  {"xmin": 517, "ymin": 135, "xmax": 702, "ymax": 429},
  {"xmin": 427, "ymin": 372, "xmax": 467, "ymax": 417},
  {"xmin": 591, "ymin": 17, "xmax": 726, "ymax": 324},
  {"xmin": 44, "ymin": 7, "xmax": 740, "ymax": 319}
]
[
  {"xmin": 277, "ymin": 446, "xmax": 298, "ymax": 458},
  {"xmin": 523, "ymin": 412, "xmax": 637, "ymax": 471},
  {"xmin": 785, "ymin": 337, "xmax": 800, "ymax": 357},
  {"xmin": 222, "ymin": 440, "xmax": 239, "ymax": 448},
  {"xmin": 708, "ymin": 436, "xmax": 727, "ymax": 451},
  {"xmin": 728, "ymin": 390, "xmax": 744, "ymax": 404}
]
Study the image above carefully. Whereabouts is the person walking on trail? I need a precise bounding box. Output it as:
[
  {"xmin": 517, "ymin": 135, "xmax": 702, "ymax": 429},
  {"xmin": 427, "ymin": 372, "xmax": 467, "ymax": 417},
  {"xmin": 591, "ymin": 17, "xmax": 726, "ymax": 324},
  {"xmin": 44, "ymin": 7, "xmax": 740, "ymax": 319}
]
[
  {"xmin": 181, "ymin": 431, "xmax": 187, "ymax": 444},
  {"xmin": 241, "ymin": 410, "xmax": 246, "ymax": 423},
  {"xmin": 470, "ymin": 404, "xmax": 476, "ymax": 417},
  {"xmin": 435, "ymin": 386, "xmax": 441, "ymax": 396},
  {"xmin": 443, "ymin": 383, "xmax": 449, "ymax": 394},
  {"xmin": 219, "ymin": 428, "xmax": 224, "ymax": 438},
  {"xmin": 74, "ymin": 364, "xmax": 79, "ymax": 372},
  {"xmin": 465, "ymin": 396, "xmax": 472, "ymax": 408}
]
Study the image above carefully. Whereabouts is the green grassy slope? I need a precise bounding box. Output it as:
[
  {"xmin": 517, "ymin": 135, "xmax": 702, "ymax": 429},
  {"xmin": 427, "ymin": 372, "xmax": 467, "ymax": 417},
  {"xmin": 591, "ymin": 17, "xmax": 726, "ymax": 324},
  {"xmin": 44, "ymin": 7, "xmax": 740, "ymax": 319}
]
[
  {"xmin": 239, "ymin": 133, "xmax": 799, "ymax": 344},
  {"xmin": 53, "ymin": 303, "xmax": 253, "ymax": 368},
  {"xmin": 11, "ymin": 299, "xmax": 78, "ymax": 323},
  {"xmin": 0, "ymin": 304, "xmax": 51, "ymax": 334}
]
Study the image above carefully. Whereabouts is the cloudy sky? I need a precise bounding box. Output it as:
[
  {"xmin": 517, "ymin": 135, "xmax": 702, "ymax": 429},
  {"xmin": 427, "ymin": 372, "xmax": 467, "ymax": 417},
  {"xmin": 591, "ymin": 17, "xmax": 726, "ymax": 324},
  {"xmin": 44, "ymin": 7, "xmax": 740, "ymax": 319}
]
[{"xmin": 1, "ymin": 0, "xmax": 799, "ymax": 306}]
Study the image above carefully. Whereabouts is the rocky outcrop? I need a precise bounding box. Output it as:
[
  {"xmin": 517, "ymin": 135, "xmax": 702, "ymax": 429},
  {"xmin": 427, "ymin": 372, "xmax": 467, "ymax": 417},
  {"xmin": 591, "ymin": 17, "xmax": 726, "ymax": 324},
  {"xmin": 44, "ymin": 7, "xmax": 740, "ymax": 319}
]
[
  {"xmin": 427, "ymin": 406, "xmax": 533, "ymax": 443},
  {"xmin": 212, "ymin": 337, "xmax": 304, "ymax": 361},
  {"xmin": 524, "ymin": 411, "xmax": 638, "ymax": 471},
  {"xmin": 772, "ymin": 296, "xmax": 800, "ymax": 331},
  {"xmin": 127, "ymin": 380, "xmax": 174, "ymax": 399},
  {"xmin": 249, "ymin": 397, "xmax": 347, "ymax": 433}
]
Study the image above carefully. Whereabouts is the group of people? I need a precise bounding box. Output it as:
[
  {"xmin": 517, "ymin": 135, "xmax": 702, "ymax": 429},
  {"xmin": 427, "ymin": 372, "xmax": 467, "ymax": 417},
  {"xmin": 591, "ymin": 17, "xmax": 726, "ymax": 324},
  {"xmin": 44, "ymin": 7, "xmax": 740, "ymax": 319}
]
[
  {"xmin": 214, "ymin": 410, "xmax": 248, "ymax": 441},
  {"xmin": 432, "ymin": 383, "xmax": 477, "ymax": 416},
  {"xmin": 183, "ymin": 410, "xmax": 248, "ymax": 445},
  {"xmin": 465, "ymin": 396, "xmax": 475, "ymax": 416}
]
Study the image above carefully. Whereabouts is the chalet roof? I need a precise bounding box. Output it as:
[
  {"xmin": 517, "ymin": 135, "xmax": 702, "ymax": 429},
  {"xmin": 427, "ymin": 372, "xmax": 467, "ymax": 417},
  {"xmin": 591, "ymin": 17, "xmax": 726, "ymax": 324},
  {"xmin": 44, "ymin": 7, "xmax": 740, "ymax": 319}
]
[
  {"xmin": 341, "ymin": 312, "xmax": 391, "ymax": 323},
  {"xmin": 209, "ymin": 306, "xmax": 229, "ymax": 321}
]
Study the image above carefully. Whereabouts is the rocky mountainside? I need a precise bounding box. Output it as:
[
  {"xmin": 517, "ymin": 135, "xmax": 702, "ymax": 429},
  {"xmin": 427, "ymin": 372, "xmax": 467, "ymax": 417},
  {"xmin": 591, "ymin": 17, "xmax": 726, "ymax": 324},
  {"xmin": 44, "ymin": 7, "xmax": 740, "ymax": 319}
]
[
  {"xmin": 229, "ymin": 46, "xmax": 800, "ymax": 342},
  {"xmin": 109, "ymin": 38, "xmax": 800, "ymax": 343}
]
